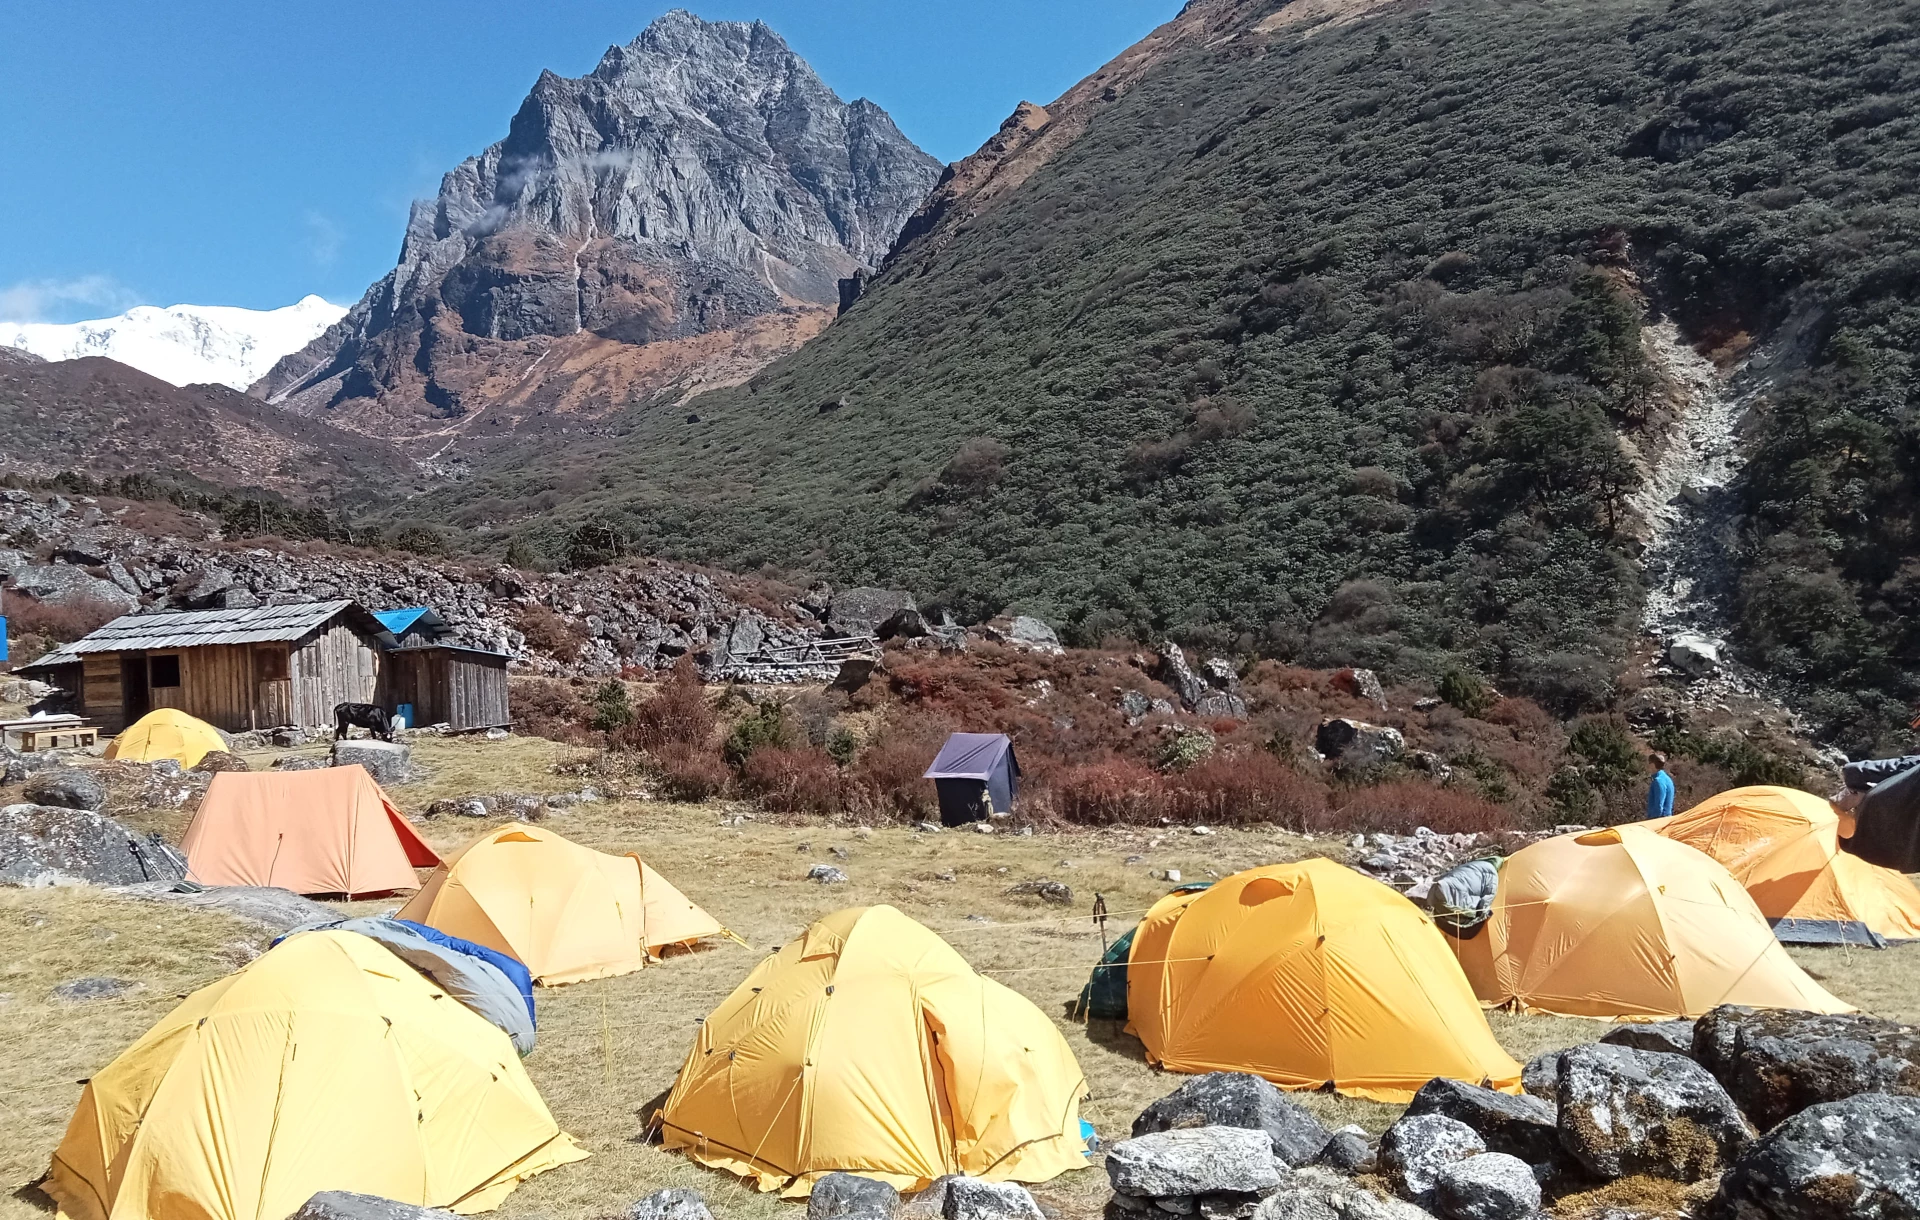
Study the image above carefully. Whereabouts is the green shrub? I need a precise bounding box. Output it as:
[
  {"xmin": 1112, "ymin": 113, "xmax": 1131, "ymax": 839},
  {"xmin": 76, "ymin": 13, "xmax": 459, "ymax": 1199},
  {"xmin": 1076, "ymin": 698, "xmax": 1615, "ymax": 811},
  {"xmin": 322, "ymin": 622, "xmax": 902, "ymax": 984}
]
[
  {"xmin": 723, "ymin": 702, "xmax": 799, "ymax": 767},
  {"xmin": 590, "ymin": 680, "xmax": 633, "ymax": 733},
  {"xmin": 1438, "ymin": 668, "xmax": 1494, "ymax": 718},
  {"xmin": 1567, "ymin": 717, "xmax": 1641, "ymax": 791}
]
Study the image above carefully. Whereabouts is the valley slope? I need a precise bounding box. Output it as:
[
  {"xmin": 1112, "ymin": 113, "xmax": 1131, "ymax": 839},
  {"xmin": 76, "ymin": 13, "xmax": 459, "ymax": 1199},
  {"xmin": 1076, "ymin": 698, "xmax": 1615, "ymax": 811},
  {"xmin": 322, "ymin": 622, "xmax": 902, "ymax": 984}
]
[{"xmin": 416, "ymin": 0, "xmax": 1920, "ymax": 749}]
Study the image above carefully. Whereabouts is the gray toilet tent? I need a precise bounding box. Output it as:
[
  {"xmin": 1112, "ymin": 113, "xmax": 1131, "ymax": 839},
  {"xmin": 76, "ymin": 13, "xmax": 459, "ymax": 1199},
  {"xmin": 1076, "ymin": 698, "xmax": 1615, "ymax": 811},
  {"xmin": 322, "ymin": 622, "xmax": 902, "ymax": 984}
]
[{"xmin": 924, "ymin": 732, "xmax": 1021, "ymax": 826}]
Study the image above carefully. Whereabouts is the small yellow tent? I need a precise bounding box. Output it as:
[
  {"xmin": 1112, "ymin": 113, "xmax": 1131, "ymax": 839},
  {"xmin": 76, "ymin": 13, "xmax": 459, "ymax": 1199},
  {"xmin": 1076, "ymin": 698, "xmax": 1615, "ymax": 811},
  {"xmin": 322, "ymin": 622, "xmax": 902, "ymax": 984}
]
[
  {"xmin": 1453, "ymin": 825, "xmax": 1854, "ymax": 1019},
  {"xmin": 105, "ymin": 708, "xmax": 228, "ymax": 768},
  {"xmin": 397, "ymin": 822, "xmax": 725, "ymax": 985},
  {"xmin": 1125, "ymin": 860, "xmax": 1523, "ymax": 1103},
  {"xmin": 1649, "ymin": 785, "xmax": 1920, "ymax": 945},
  {"xmin": 662, "ymin": 905, "xmax": 1089, "ymax": 1196},
  {"xmin": 44, "ymin": 931, "xmax": 585, "ymax": 1220}
]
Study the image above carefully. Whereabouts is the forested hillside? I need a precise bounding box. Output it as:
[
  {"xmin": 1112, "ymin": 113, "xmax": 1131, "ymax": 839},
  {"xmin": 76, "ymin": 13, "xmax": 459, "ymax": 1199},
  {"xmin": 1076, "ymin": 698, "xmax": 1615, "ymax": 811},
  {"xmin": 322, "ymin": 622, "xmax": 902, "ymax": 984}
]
[{"xmin": 418, "ymin": 0, "xmax": 1920, "ymax": 749}]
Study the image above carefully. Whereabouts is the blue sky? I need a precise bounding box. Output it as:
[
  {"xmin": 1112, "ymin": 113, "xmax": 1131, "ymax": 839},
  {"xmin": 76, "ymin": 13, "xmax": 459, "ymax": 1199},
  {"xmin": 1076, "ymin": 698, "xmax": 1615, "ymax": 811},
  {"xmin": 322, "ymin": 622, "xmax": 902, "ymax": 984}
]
[{"xmin": 0, "ymin": 1, "xmax": 1177, "ymax": 323}]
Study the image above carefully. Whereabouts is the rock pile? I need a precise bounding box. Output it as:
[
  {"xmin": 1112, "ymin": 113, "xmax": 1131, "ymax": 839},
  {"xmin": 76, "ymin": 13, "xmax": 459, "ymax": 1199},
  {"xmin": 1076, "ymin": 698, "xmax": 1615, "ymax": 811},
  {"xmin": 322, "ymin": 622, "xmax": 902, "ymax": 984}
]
[{"xmin": 1101, "ymin": 1006, "xmax": 1920, "ymax": 1220}]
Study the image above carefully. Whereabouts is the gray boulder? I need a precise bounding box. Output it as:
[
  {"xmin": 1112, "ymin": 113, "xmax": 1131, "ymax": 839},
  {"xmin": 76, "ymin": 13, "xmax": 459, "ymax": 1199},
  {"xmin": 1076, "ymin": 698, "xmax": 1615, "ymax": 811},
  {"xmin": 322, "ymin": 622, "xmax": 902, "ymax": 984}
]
[
  {"xmin": 1107, "ymin": 1126, "xmax": 1285, "ymax": 1199},
  {"xmin": 629, "ymin": 1189, "xmax": 714, "ymax": 1220},
  {"xmin": 1693, "ymin": 1004, "xmax": 1920, "ymax": 1130},
  {"xmin": 1404, "ymin": 1079, "xmax": 1557, "ymax": 1165},
  {"xmin": 1004, "ymin": 879, "xmax": 1072, "ymax": 905},
  {"xmin": 52, "ymin": 976, "xmax": 139, "ymax": 1001},
  {"xmin": 827, "ymin": 588, "xmax": 918, "ymax": 638},
  {"xmin": 1432, "ymin": 1154, "xmax": 1540, "ymax": 1220},
  {"xmin": 1556, "ymin": 1043, "xmax": 1750, "ymax": 1182},
  {"xmin": 0, "ymin": 803, "xmax": 180, "ymax": 886},
  {"xmin": 809, "ymin": 864, "xmax": 850, "ymax": 884},
  {"xmin": 1315, "ymin": 1127, "xmax": 1375, "ymax": 1173},
  {"xmin": 1519, "ymin": 1051, "xmax": 1564, "ymax": 1099},
  {"xmin": 1133, "ymin": 1072, "xmax": 1334, "ymax": 1168},
  {"xmin": 1255, "ymin": 1168, "xmax": 1437, "ymax": 1220},
  {"xmin": 23, "ymin": 767, "xmax": 107, "ymax": 811},
  {"xmin": 809, "ymin": 1172, "xmax": 900, "ymax": 1220},
  {"xmin": 10, "ymin": 562, "xmax": 138, "ymax": 612},
  {"xmin": 1601, "ymin": 1020, "xmax": 1696, "ymax": 1058},
  {"xmin": 428, "ymin": 798, "xmax": 491, "ymax": 819},
  {"xmin": 1159, "ymin": 643, "xmax": 1248, "ymax": 720},
  {"xmin": 178, "ymin": 565, "xmax": 237, "ymax": 609},
  {"xmin": 1314, "ymin": 719, "xmax": 1404, "ymax": 766},
  {"xmin": 1380, "ymin": 1114, "xmax": 1484, "ymax": 1202},
  {"xmin": 289, "ymin": 1194, "xmax": 448, "ymax": 1220},
  {"xmin": 114, "ymin": 882, "xmax": 340, "ymax": 932},
  {"xmin": 1708, "ymin": 1092, "xmax": 1920, "ymax": 1220},
  {"xmin": 939, "ymin": 1178, "xmax": 1042, "ymax": 1220},
  {"xmin": 274, "ymin": 755, "xmax": 329, "ymax": 771},
  {"xmin": 1002, "ymin": 616, "xmax": 1064, "ymax": 656},
  {"xmin": 332, "ymin": 739, "xmax": 413, "ymax": 786}
]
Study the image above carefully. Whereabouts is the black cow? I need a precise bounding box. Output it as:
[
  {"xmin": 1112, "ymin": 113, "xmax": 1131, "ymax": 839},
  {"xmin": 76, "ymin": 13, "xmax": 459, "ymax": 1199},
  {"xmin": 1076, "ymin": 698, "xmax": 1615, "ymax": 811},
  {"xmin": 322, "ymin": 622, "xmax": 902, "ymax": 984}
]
[{"xmin": 334, "ymin": 702, "xmax": 394, "ymax": 742}]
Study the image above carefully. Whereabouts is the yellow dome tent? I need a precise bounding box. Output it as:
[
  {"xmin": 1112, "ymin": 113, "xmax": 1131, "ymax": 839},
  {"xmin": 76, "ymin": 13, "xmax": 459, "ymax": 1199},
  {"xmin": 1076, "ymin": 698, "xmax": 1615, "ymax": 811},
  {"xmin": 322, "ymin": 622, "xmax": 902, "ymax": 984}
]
[
  {"xmin": 397, "ymin": 822, "xmax": 729, "ymax": 985},
  {"xmin": 1125, "ymin": 860, "xmax": 1523, "ymax": 1103},
  {"xmin": 44, "ymin": 931, "xmax": 586, "ymax": 1220},
  {"xmin": 1453, "ymin": 825, "xmax": 1854, "ymax": 1019},
  {"xmin": 105, "ymin": 708, "xmax": 228, "ymax": 768},
  {"xmin": 661, "ymin": 905, "xmax": 1089, "ymax": 1196},
  {"xmin": 1649, "ymin": 785, "xmax": 1920, "ymax": 946}
]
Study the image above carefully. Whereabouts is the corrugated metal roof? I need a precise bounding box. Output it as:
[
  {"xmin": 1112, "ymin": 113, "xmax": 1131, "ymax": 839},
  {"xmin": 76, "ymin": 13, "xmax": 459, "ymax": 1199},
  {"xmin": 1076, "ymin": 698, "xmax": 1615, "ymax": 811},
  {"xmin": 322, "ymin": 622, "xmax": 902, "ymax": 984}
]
[
  {"xmin": 65, "ymin": 601, "xmax": 397, "ymax": 654},
  {"xmin": 18, "ymin": 642, "xmax": 82, "ymax": 671}
]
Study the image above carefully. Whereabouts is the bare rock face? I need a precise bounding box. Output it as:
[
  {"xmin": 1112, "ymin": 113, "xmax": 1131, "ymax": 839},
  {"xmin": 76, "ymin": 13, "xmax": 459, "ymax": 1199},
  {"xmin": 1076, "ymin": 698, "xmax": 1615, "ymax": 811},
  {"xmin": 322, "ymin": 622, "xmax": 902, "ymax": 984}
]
[
  {"xmin": 263, "ymin": 10, "xmax": 941, "ymax": 435},
  {"xmin": 1380, "ymin": 1114, "xmax": 1484, "ymax": 1203}
]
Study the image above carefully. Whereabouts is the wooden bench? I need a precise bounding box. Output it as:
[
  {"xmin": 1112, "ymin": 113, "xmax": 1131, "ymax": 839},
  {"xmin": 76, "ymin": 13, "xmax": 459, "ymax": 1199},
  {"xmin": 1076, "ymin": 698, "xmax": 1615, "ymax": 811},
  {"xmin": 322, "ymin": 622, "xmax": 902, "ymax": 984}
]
[{"xmin": 2, "ymin": 718, "xmax": 98, "ymax": 752}]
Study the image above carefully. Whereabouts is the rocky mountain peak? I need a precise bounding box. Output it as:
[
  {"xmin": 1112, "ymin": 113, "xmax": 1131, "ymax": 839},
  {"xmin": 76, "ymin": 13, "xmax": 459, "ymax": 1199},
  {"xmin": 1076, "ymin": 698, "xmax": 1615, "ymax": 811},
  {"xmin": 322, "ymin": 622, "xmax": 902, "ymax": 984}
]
[{"xmin": 259, "ymin": 10, "xmax": 941, "ymax": 442}]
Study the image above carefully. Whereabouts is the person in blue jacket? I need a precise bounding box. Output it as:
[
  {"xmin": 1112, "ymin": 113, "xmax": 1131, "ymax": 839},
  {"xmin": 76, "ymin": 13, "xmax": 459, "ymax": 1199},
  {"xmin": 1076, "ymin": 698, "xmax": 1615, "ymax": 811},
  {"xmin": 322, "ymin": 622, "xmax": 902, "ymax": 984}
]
[{"xmin": 1647, "ymin": 752, "xmax": 1675, "ymax": 819}]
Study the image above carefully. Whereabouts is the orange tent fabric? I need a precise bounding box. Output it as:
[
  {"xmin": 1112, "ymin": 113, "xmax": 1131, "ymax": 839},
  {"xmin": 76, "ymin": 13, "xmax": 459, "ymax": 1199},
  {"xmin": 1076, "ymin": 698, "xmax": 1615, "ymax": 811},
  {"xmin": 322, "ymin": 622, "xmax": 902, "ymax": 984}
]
[
  {"xmin": 1126, "ymin": 860, "xmax": 1523, "ymax": 1103},
  {"xmin": 1648, "ymin": 785, "xmax": 1920, "ymax": 946},
  {"xmin": 1453, "ymin": 825, "xmax": 1853, "ymax": 1019},
  {"xmin": 397, "ymin": 823, "xmax": 726, "ymax": 985},
  {"xmin": 181, "ymin": 765, "xmax": 438, "ymax": 896}
]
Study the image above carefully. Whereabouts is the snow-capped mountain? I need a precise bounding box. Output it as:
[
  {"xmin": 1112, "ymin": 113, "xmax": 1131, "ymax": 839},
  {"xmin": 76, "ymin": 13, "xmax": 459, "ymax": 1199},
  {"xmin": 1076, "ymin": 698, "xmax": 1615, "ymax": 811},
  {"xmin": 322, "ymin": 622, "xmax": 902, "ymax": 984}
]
[{"xmin": 0, "ymin": 295, "xmax": 346, "ymax": 391}]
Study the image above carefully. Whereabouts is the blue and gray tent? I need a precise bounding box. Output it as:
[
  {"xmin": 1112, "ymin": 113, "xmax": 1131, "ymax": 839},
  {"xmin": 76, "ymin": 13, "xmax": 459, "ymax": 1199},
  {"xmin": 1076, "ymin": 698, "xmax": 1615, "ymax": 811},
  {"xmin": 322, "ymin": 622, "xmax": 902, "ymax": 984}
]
[
  {"xmin": 923, "ymin": 733, "xmax": 1021, "ymax": 826},
  {"xmin": 275, "ymin": 916, "xmax": 537, "ymax": 1055}
]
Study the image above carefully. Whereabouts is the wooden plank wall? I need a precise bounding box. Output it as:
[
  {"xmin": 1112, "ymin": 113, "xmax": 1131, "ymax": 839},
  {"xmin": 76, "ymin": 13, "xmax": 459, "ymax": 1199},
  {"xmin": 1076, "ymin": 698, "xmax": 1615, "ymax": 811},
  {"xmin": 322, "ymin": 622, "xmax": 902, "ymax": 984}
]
[
  {"xmin": 382, "ymin": 650, "xmax": 509, "ymax": 730},
  {"xmin": 81, "ymin": 655, "xmax": 125, "ymax": 733},
  {"xmin": 290, "ymin": 620, "xmax": 381, "ymax": 728},
  {"xmin": 448, "ymin": 653, "xmax": 510, "ymax": 730}
]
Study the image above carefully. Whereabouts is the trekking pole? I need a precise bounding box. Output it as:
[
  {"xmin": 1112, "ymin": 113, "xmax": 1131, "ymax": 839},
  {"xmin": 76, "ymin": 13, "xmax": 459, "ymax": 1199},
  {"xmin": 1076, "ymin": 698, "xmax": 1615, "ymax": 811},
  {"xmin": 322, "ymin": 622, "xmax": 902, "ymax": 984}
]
[{"xmin": 1093, "ymin": 893, "xmax": 1108, "ymax": 953}]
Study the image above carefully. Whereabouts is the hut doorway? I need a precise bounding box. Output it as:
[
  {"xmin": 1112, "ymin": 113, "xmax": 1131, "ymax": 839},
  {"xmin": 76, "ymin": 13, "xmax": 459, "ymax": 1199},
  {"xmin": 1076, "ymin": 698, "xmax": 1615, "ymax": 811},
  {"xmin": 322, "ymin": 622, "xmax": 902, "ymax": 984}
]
[{"xmin": 120, "ymin": 655, "xmax": 151, "ymax": 722}]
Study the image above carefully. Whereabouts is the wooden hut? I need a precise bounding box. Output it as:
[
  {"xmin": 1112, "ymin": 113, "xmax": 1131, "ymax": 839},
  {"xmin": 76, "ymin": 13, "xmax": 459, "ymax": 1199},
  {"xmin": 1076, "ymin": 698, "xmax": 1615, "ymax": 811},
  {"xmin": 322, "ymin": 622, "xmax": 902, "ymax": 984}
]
[
  {"xmin": 379, "ymin": 644, "xmax": 511, "ymax": 732},
  {"xmin": 28, "ymin": 601, "xmax": 397, "ymax": 734}
]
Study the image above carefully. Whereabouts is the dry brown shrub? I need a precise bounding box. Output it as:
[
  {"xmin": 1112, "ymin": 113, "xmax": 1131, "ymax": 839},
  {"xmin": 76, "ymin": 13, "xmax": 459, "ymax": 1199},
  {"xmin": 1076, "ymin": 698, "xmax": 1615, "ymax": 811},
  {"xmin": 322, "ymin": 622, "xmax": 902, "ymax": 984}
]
[
  {"xmin": 510, "ymin": 678, "xmax": 593, "ymax": 743},
  {"xmin": 516, "ymin": 604, "xmax": 586, "ymax": 663},
  {"xmin": 652, "ymin": 742, "xmax": 729, "ymax": 802},
  {"xmin": 6, "ymin": 593, "xmax": 125, "ymax": 645},
  {"xmin": 737, "ymin": 746, "xmax": 844, "ymax": 815},
  {"xmin": 1316, "ymin": 780, "xmax": 1515, "ymax": 835},
  {"xmin": 1051, "ymin": 757, "xmax": 1168, "ymax": 825},
  {"xmin": 850, "ymin": 719, "xmax": 952, "ymax": 822},
  {"xmin": 1166, "ymin": 751, "xmax": 1327, "ymax": 828},
  {"xmin": 618, "ymin": 656, "xmax": 716, "ymax": 751}
]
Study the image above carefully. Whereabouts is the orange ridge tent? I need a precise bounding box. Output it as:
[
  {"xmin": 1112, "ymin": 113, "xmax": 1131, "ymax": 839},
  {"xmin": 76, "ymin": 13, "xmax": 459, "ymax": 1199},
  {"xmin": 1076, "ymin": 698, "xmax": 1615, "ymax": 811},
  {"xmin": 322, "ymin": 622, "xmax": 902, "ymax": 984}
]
[
  {"xmin": 1648, "ymin": 785, "xmax": 1920, "ymax": 946},
  {"xmin": 181, "ymin": 765, "xmax": 438, "ymax": 897},
  {"xmin": 1125, "ymin": 859, "xmax": 1523, "ymax": 1103},
  {"xmin": 1452, "ymin": 825, "xmax": 1854, "ymax": 1019},
  {"xmin": 398, "ymin": 822, "xmax": 732, "ymax": 985}
]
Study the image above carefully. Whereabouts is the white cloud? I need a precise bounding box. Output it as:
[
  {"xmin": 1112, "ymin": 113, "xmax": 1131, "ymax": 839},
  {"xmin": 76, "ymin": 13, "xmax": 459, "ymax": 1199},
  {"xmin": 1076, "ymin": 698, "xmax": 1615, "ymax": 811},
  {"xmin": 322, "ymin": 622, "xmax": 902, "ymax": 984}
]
[
  {"xmin": 0, "ymin": 274, "xmax": 140, "ymax": 324},
  {"xmin": 303, "ymin": 210, "xmax": 345, "ymax": 268}
]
